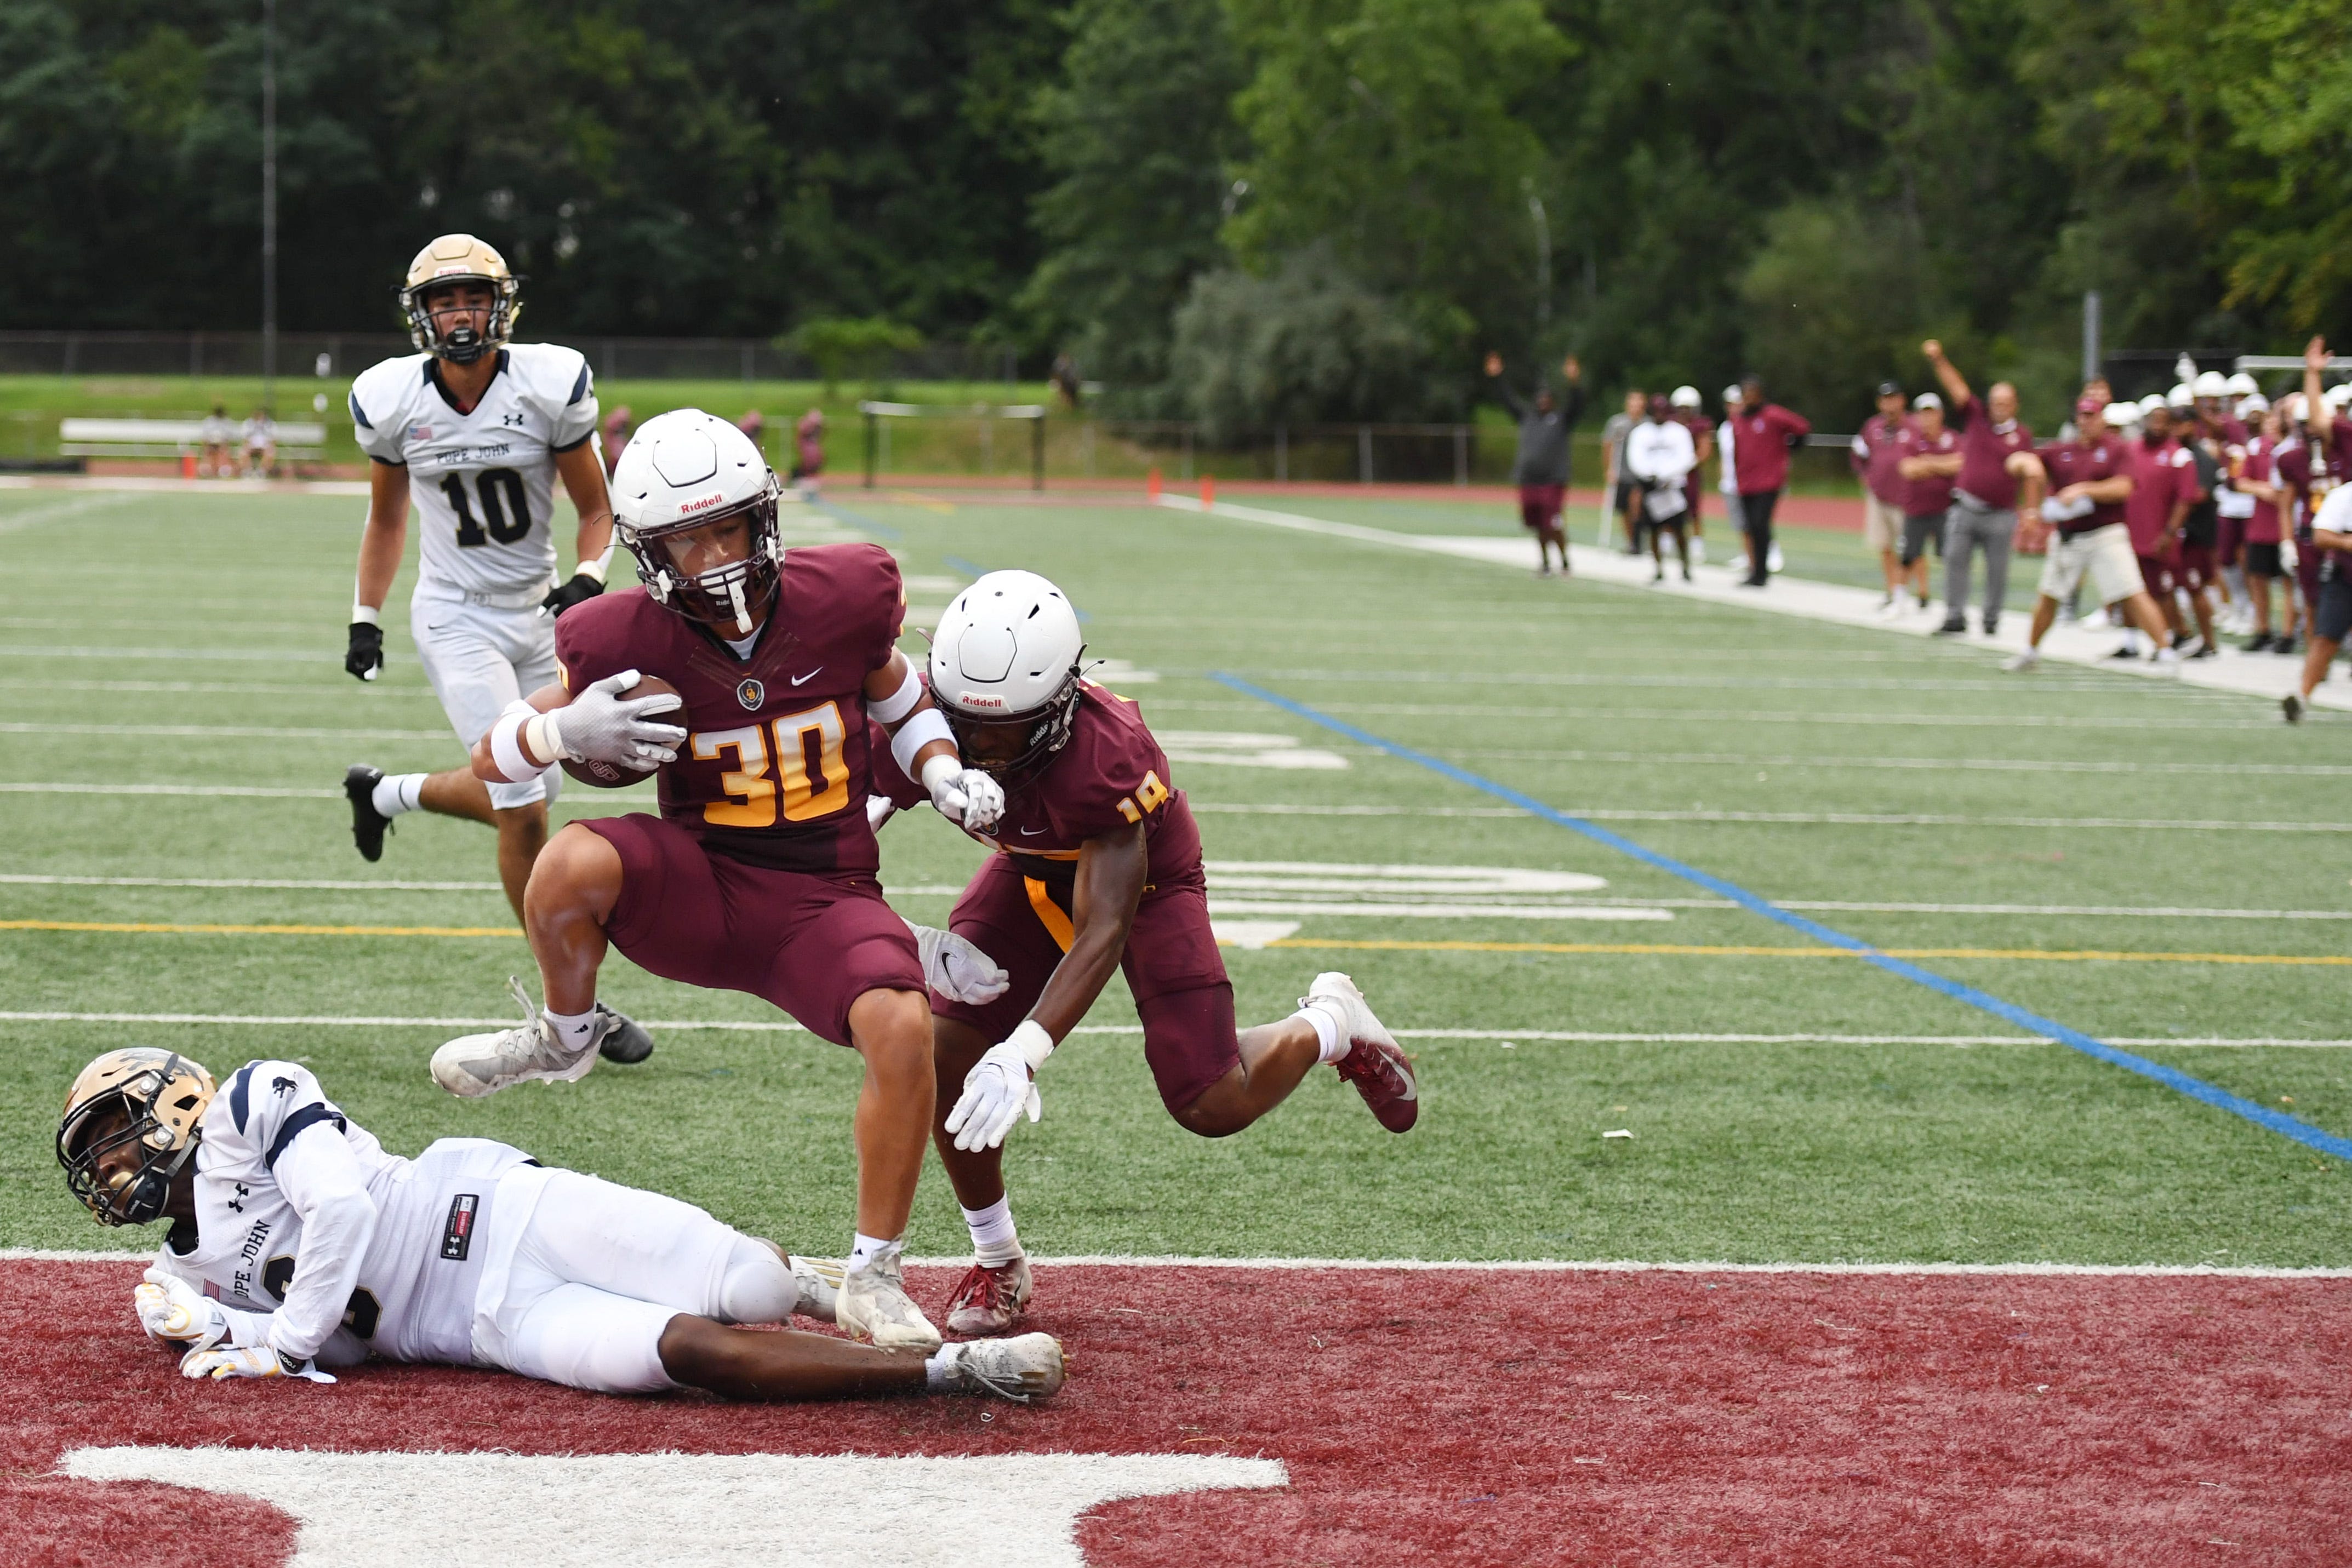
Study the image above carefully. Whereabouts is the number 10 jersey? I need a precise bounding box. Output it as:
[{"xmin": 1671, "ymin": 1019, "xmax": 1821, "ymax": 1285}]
[{"xmin": 349, "ymin": 343, "xmax": 601, "ymax": 597}]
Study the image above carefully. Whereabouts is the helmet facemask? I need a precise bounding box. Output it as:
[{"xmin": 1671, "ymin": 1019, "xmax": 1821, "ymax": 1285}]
[
  {"xmin": 58, "ymin": 1054, "xmax": 208, "ymax": 1227},
  {"xmin": 402, "ymin": 275, "xmax": 521, "ymax": 364},
  {"xmin": 619, "ymin": 483, "xmax": 785, "ymax": 632}
]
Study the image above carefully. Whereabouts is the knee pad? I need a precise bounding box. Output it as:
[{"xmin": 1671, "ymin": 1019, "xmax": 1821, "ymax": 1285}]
[{"xmin": 716, "ymin": 1235, "xmax": 797, "ymax": 1325}]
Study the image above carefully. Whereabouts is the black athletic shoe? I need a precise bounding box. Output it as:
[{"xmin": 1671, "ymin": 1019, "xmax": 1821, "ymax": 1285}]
[
  {"xmin": 2190, "ymin": 640, "xmax": 2219, "ymax": 660},
  {"xmin": 1932, "ymin": 617, "xmax": 1967, "ymax": 636},
  {"xmin": 595, "ymin": 1005, "xmax": 656, "ymax": 1064},
  {"xmin": 344, "ymin": 764, "xmax": 390, "ymax": 863},
  {"xmin": 1980, "ymin": 617, "xmax": 2000, "ymax": 637},
  {"xmin": 2276, "ymin": 637, "xmax": 2303, "ymax": 656},
  {"xmin": 2244, "ymin": 632, "xmax": 2274, "ymax": 653},
  {"xmin": 2284, "ymin": 694, "xmax": 2304, "ymax": 724},
  {"xmin": 2105, "ymin": 644, "xmax": 2139, "ymax": 660}
]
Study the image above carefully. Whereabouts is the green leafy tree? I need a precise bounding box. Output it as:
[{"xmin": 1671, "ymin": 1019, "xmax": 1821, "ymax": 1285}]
[
  {"xmin": 1222, "ymin": 0, "xmax": 1570, "ymax": 350},
  {"xmin": 1021, "ymin": 0, "xmax": 1246, "ymax": 388},
  {"xmin": 783, "ymin": 316, "xmax": 923, "ymax": 394}
]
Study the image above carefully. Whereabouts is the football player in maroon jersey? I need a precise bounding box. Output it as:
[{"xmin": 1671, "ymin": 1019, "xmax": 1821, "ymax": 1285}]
[
  {"xmin": 438, "ymin": 410, "xmax": 1012, "ymax": 1353},
  {"xmin": 870, "ymin": 570, "xmax": 1420, "ymax": 1337}
]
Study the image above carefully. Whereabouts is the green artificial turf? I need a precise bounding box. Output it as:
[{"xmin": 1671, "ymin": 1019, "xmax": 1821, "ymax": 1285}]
[{"xmin": 2, "ymin": 483, "xmax": 2347, "ymax": 1265}]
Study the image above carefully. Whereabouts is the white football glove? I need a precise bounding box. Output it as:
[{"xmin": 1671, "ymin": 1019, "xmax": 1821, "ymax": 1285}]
[
  {"xmin": 930, "ymin": 766, "xmax": 1006, "ymax": 835},
  {"xmin": 544, "ymin": 669, "xmax": 686, "ymax": 769},
  {"xmin": 944, "ymin": 1027, "xmax": 1050, "ymax": 1152},
  {"xmin": 866, "ymin": 793, "xmax": 899, "ymax": 832},
  {"xmin": 180, "ymin": 1343, "xmax": 336, "ymax": 1384},
  {"xmin": 907, "ymin": 921, "xmax": 1010, "ymax": 1005},
  {"xmin": 135, "ymin": 1268, "xmax": 228, "ymax": 1352}
]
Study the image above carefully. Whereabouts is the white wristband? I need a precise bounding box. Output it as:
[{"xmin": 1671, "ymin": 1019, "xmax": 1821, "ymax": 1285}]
[
  {"xmin": 919, "ymin": 750, "xmax": 961, "ymax": 798},
  {"xmin": 351, "ymin": 602, "xmax": 380, "ymax": 626},
  {"xmin": 575, "ymin": 550, "xmax": 610, "ymax": 586},
  {"xmin": 526, "ymin": 710, "xmax": 568, "ymax": 766},
  {"xmin": 867, "ymin": 662, "xmax": 924, "ymax": 725},
  {"xmin": 894, "ymin": 708, "xmax": 955, "ymax": 779},
  {"xmin": 489, "ymin": 701, "xmax": 545, "ymax": 782},
  {"xmin": 1007, "ymin": 1018, "xmax": 1055, "ymax": 1073}
]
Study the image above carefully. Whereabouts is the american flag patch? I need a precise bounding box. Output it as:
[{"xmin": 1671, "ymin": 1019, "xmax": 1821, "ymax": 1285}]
[
  {"xmin": 441, "ymin": 1193, "xmax": 479, "ymax": 1261},
  {"xmin": 201, "ymin": 1279, "xmax": 221, "ymax": 1300},
  {"xmin": 407, "ymin": 423, "xmax": 434, "ymax": 443}
]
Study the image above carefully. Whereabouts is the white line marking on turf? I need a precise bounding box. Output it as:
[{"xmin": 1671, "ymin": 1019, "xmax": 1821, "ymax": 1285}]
[
  {"xmin": 13, "ymin": 1249, "xmax": 2349, "ymax": 1278},
  {"xmin": 0, "ymin": 494, "xmax": 141, "ymax": 536},
  {"xmin": 1189, "ymin": 802, "xmax": 2352, "ymax": 832},
  {"xmin": 1443, "ymin": 746, "xmax": 2352, "ymax": 778},
  {"xmin": 59, "ymin": 1449, "xmax": 1287, "ymax": 1568},
  {"xmin": 0, "ymin": 782, "xmax": 343, "ymax": 799},
  {"xmin": 15, "ymin": 872, "xmax": 2335, "ymax": 920},
  {"xmin": 0, "ymin": 645, "xmax": 328, "ymax": 661},
  {"xmin": 5, "ymin": 1011, "xmax": 2345, "ymax": 1049},
  {"xmin": 1156, "ymin": 731, "xmax": 1349, "ymax": 769},
  {"xmin": 1146, "ymin": 699, "xmax": 2290, "ymax": 731},
  {"xmin": 0, "ymin": 721, "xmax": 455, "ymax": 741}
]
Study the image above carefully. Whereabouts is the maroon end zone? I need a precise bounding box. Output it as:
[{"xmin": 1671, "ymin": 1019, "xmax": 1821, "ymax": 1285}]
[{"xmin": 5, "ymin": 1259, "xmax": 2347, "ymax": 1566}]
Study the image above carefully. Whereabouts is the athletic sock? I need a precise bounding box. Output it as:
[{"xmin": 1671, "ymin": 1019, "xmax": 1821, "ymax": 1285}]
[
  {"xmin": 370, "ymin": 772, "xmax": 427, "ymax": 818},
  {"xmin": 541, "ymin": 1006, "xmax": 598, "ymax": 1052},
  {"xmin": 848, "ymin": 1233, "xmax": 900, "ymax": 1274},
  {"xmin": 961, "ymin": 1197, "xmax": 1023, "ymax": 1268},
  {"xmin": 1294, "ymin": 1003, "xmax": 1348, "ymax": 1065},
  {"xmin": 924, "ymin": 1343, "xmax": 963, "ymax": 1391}
]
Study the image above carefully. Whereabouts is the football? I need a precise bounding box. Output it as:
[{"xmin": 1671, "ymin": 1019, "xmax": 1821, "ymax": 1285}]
[{"xmin": 560, "ymin": 674, "xmax": 682, "ymax": 788}]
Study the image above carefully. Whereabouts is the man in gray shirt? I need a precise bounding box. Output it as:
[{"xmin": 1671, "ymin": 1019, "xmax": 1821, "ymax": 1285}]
[{"xmin": 1485, "ymin": 352, "xmax": 1586, "ymax": 576}]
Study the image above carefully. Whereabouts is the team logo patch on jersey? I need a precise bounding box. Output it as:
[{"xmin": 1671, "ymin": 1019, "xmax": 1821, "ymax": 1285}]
[
  {"xmin": 441, "ymin": 1194, "xmax": 479, "ymax": 1261},
  {"xmin": 736, "ymin": 678, "xmax": 765, "ymax": 711}
]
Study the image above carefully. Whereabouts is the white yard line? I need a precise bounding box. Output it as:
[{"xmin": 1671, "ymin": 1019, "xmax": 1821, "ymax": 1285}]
[
  {"xmin": 1441, "ymin": 746, "xmax": 2352, "ymax": 777},
  {"xmin": 0, "ymin": 474, "xmax": 369, "ymax": 497},
  {"xmin": 1162, "ymin": 494, "xmax": 2346, "ymax": 712},
  {"xmin": 0, "ymin": 722, "xmax": 455, "ymax": 741},
  {"xmin": 3, "ymin": 1010, "xmax": 2342, "ymax": 1050},
  {"xmin": 0, "ymin": 494, "xmax": 143, "ymax": 537},
  {"xmin": 1147, "ymin": 699, "xmax": 2285, "ymax": 731},
  {"xmin": 1189, "ymin": 800, "xmax": 2352, "ymax": 832},
  {"xmin": 7, "ymin": 1246, "xmax": 2344, "ymax": 1278}
]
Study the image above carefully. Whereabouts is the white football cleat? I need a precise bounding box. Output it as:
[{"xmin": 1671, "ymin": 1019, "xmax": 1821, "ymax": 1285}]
[
  {"xmin": 935, "ymin": 1333, "xmax": 1066, "ymax": 1402},
  {"xmin": 2000, "ymin": 648, "xmax": 2041, "ymax": 673},
  {"xmin": 1304, "ymin": 971, "xmax": 1419, "ymax": 1132},
  {"xmin": 837, "ymin": 1253, "xmax": 943, "ymax": 1351},
  {"xmin": 788, "ymin": 1255, "xmax": 846, "ymax": 1323},
  {"xmin": 430, "ymin": 977, "xmax": 600, "ymax": 1098}
]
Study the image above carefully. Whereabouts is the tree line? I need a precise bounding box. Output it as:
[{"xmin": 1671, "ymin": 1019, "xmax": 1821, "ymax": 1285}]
[{"xmin": 0, "ymin": 0, "xmax": 2340, "ymax": 427}]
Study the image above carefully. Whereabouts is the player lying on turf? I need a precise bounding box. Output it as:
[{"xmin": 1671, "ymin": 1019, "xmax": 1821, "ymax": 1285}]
[
  {"xmin": 443, "ymin": 409, "xmax": 1007, "ymax": 1352},
  {"xmin": 56, "ymin": 1048, "xmax": 1062, "ymax": 1401},
  {"xmin": 870, "ymin": 570, "xmax": 1419, "ymax": 1335}
]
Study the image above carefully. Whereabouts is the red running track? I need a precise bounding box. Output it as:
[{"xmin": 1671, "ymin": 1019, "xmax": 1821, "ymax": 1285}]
[{"xmin": 4, "ymin": 1260, "xmax": 2345, "ymax": 1566}]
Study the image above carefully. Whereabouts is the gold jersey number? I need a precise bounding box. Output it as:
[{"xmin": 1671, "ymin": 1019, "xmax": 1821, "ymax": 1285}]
[{"xmin": 691, "ymin": 702, "xmax": 850, "ymax": 827}]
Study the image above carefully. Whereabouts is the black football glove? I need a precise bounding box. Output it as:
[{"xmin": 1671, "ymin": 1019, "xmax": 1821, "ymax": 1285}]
[
  {"xmin": 541, "ymin": 572, "xmax": 605, "ymax": 617},
  {"xmin": 345, "ymin": 621, "xmax": 384, "ymax": 682}
]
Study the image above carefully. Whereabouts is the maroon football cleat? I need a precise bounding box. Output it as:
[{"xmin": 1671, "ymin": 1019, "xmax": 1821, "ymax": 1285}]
[
  {"xmin": 944, "ymin": 1255, "xmax": 1034, "ymax": 1337},
  {"xmin": 1306, "ymin": 971, "xmax": 1419, "ymax": 1132}
]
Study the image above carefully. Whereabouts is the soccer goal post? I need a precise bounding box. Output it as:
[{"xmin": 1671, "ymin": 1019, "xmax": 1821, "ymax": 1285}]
[{"xmin": 858, "ymin": 400, "xmax": 1049, "ymax": 491}]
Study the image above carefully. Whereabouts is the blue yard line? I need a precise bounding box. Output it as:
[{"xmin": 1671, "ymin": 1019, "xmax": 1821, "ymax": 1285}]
[
  {"xmin": 1211, "ymin": 671, "xmax": 2352, "ymax": 1163},
  {"xmin": 814, "ymin": 501, "xmax": 902, "ymax": 541}
]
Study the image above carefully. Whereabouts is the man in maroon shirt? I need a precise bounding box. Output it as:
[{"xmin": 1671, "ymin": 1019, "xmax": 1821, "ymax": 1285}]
[
  {"xmin": 1851, "ymin": 382, "xmax": 1910, "ymax": 611},
  {"xmin": 2002, "ymin": 399, "xmax": 2177, "ymax": 672},
  {"xmin": 1728, "ymin": 374, "xmax": 1812, "ymax": 586},
  {"xmin": 2123, "ymin": 402, "xmax": 2206, "ymax": 653},
  {"xmin": 1922, "ymin": 341, "xmax": 2039, "ymax": 636}
]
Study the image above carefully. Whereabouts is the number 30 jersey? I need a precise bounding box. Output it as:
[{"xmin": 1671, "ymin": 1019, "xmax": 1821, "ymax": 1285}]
[{"xmin": 349, "ymin": 342, "xmax": 600, "ymax": 596}]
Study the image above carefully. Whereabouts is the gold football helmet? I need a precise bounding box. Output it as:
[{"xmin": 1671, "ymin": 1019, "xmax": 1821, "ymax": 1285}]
[
  {"xmin": 399, "ymin": 233, "xmax": 522, "ymax": 363},
  {"xmin": 58, "ymin": 1048, "xmax": 215, "ymax": 1226}
]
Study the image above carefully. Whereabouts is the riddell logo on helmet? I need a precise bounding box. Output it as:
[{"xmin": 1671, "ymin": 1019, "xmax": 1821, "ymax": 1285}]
[
  {"xmin": 962, "ymin": 694, "xmax": 1007, "ymax": 709},
  {"xmin": 678, "ymin": 493, "xmax": 727, "ymax": 514}
]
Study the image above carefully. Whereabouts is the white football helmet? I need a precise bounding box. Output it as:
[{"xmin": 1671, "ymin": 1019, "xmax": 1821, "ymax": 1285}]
[
  {"xmin": 2225, "ymin": 371, "xmax": 2259, "ymax": 398},
  {"xmin": 1669, "ymin": 385, "xmax": 1701, "ymax": 409},
  {"xmin": 928, "ymin": 570, "xmax": 1086, "ymax": 784},
  {"xmin": 2191, "ymin": 370, "xmax": 2230, "ymax": 400},
  {"xmin": 610, "ymin": 409, "xmax": 782, "ymax": 627}
]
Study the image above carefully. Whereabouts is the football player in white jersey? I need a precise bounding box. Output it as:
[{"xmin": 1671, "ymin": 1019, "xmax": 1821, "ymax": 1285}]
[
  {"xmin": 340, "ymin": 238, "xmax": 637, "ymax": 1041},
  {"xmin": 58, "ymin": 1046, "xmax": 1064, "ymax": 1403}
]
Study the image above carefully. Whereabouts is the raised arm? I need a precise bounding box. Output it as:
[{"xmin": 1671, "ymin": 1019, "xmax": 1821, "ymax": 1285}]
[
  {"xmin": 2306, "ymin": 336, "xmax": 2333, "ymax": 440},
  {"xmin": 1922, "ymin": 339, "xmax": 1973, "ymax": 410}
]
